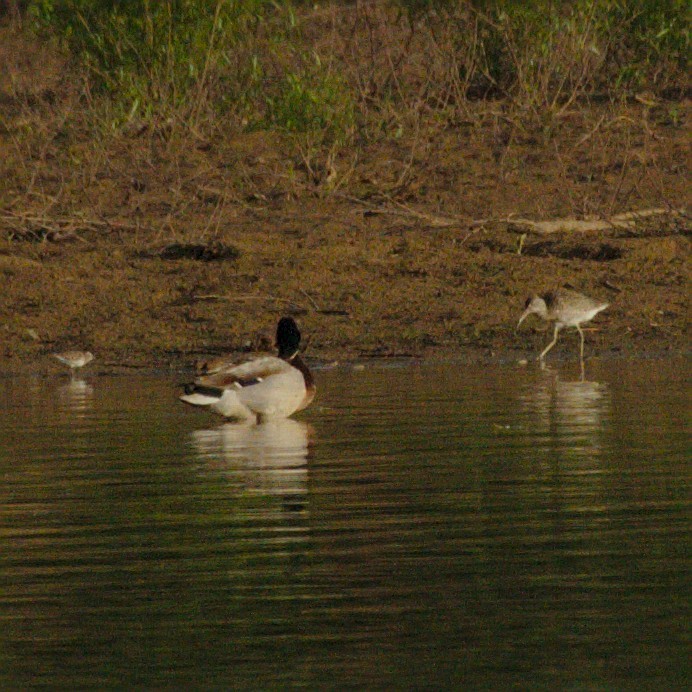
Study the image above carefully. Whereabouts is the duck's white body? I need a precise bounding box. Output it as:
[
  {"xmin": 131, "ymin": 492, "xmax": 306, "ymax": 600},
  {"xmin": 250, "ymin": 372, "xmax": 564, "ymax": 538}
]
[
  {"xmin": 181, "ymin": 356, "xmax": 312, "ymax": 421},
  {"xmin": 180, "ymin": 318, "xmax": 315, "ymax": 422}
]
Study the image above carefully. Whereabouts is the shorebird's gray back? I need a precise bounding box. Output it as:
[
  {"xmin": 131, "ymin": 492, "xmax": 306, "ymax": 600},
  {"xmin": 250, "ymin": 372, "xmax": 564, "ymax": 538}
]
[{"xmin": 549, "ymin": 290, "xmax": 608, "ymax": 327}]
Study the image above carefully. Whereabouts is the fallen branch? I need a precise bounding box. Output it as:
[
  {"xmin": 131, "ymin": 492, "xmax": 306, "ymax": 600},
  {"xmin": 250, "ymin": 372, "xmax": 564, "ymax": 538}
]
[
  {"xmin": 299, "ymin": 288, "xmax": 321, "ymax": 311},
  {"xmin": 380, "ymin": 200, "xmax": 460, "ymax": 228},
  {"xmin": 508, "ymin": 207, "xmax": 685, "ymax": 235},
  {"xmin": 193, "ymin": 291, "xmax": 350, "ymax": 317}
]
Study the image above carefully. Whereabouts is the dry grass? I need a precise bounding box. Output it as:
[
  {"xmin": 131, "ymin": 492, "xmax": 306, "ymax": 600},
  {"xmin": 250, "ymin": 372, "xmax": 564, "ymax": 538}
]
[{"xmin": 2, "ymin": 1, "xmax": 687, "ymax": 220}]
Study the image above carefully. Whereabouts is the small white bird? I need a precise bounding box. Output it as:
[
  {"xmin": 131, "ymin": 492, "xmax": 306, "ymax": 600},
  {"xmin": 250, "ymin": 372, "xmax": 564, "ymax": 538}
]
[
  {"xmin": 517, "ymin": 289, "xmax": 609, "ymax": 362},
  {"xmin": 53, "ymin": 350, "xmax": 95, "ymax": 373},
  {"xmin": 180, "ymin": 317, "xmax": 316, "ymax": 422}
]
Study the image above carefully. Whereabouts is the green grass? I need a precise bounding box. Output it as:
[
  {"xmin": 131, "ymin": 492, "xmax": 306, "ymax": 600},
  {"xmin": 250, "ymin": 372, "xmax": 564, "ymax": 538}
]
[
  {"xmin": 23, "ymin": 0, "xmax": 690, "ymax": 146},
  {"xmin": 27, "ymin": 0, "xmax": 357, "ymax": 159},
  {"xmin": 396, "ymin": 0, "xmax": 688, "ymax": 99},
  {"xmin": 29, "ymin": 0, "xmax": 272, "ymax": 117}
]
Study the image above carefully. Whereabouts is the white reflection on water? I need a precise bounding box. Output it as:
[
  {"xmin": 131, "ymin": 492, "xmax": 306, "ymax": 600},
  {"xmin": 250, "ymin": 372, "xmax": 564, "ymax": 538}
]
[
  {"xmin": 521, "ymin": 367, "xmax": 610, "ymax": 460},
  {"xmin": 522, "ymin": 368, "xmax": 609, "ymax": 427},
  {"xmin": 0, "ymin": 363, "xmax": 688, "ymax": 689},
  {"xmin": 190, "ymin": 418, "xmax": 311, "ymax": 514},
  {"xmin": 57, "ymin": 377, "xmax": 94, "ymax": 413}
]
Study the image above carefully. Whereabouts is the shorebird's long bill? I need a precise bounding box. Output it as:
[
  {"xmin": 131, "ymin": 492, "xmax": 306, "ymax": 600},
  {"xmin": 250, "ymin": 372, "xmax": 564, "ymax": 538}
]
[{"xmin": 517, "ymin": 309, "xmax": 531, "ymax": 329}]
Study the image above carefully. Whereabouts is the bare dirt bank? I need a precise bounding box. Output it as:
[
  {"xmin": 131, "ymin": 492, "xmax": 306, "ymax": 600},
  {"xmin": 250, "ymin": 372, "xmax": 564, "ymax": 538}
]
[
  {"xmin": 0, "ymin": 199, "xmax": 688, "ymax": 373},
  {"xmin": 0, "ymin": 27, "xmax": 688, "ymax": 373}
]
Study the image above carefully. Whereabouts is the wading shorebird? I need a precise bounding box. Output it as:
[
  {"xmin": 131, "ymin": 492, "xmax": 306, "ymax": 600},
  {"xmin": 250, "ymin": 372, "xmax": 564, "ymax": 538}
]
[
  {"xmin": 53, "ymin": 350, "xmax": 95, "ymax": 374},
  {"xmin": 180, "ymin": 317, "xmax": 316, "ymax": 422},
  {"xmin": 517, "ymin": 289, "xmax": 609, "ymax": 362}
]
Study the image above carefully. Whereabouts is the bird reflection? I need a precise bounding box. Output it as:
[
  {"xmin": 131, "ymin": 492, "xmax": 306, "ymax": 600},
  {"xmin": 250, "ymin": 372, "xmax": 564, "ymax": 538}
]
[
  {"xmin": 57, "ymin": 377, "xmax": 94, "ymax": 413},
  {"xmin": 190, "ymin": 418, "xmax": 311, "ymax": 515},
  {"xmin": 553, "ymin": 378, "xmax": 608, "ymax": 429},
  {"xmin": 522, "ymin": 367, "xmax": 610, "ymax": 459}
]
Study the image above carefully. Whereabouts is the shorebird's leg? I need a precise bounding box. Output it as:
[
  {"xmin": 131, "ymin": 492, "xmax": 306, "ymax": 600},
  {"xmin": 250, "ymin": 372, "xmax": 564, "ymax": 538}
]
[
  {"xmin": 576, "ymin": 324, "xmax": 585, "ymax": 360},
  {"xmin": 539, "ymin": 324, "xmax": 560, "ymax": 361}
]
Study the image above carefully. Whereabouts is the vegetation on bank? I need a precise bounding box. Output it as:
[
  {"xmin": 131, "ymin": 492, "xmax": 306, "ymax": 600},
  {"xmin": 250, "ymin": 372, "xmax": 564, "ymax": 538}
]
[
  {"xmin": 0, "ymin": 0, "xmax": 687, "ymax": 223},
  {"xmin": 0, "ymin": 2, "xmax": 687, "ymax": 362},
  {"xmin": 21, "ymin": 0, "xmax": 690, "ymax": 138}
]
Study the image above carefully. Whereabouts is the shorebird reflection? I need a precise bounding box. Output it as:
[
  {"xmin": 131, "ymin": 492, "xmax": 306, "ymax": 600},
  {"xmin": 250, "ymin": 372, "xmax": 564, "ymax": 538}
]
[
  {"xmin": 58, "ymin": 377, "xmax": 94, "ymax": 413},
  {"xmin": 522, "ymin": 368, "xmax": 610, "ymax": 459}
]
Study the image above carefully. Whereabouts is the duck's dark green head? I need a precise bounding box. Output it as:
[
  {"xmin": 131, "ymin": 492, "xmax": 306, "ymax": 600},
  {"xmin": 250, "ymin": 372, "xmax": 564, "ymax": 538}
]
[{"xmin": 276, "ymin": 317, "xmax": 301, "ymax": 360}]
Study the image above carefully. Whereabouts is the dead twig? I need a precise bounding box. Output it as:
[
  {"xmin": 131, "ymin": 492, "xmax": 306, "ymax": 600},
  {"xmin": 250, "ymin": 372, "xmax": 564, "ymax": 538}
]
[
  {"xmin": 517, "ymin": 232, "xmax": 527, "ymax": 255},
  {"xmin": 337, "ymin": 193, "xmax": 497, "ymax": 229},
  {"xmin": 1, "ymin": 208, "xmax": 143, "ymax": 235},
  {"xmin": 299, "ymin": 288, "xmax": 321, "ymax": 312},
  {"xmin": 191, "ymin": 294, "xmax": 307, "ymax": 312},
  {"xmin": 575, "ymin": 113, "xmax": 607, "ymax": 148}
]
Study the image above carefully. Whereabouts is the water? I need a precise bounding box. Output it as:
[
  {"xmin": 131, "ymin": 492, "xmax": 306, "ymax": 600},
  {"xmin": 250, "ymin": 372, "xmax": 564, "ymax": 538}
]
[{"xmin": 0, "ymin": 359, "xmax": 688, "ymax": 688}]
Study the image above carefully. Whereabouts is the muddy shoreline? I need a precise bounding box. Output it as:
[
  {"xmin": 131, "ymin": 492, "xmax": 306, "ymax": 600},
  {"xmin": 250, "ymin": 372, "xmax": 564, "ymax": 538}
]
[
  {"xmin": 0, "ymin": 27, "xmax": 688, "ymax": 372},
  {"xmin": 1, "ymin": 202, "xmax": 688, "ymax": 374}
]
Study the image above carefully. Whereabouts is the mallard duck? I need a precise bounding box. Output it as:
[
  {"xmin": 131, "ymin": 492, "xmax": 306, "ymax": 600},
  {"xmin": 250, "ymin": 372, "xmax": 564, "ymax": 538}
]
[
  {"xmin": 517, "ymin": 288, "xmax": 609, "ymax": 361},
  {"xmin": 180, "ymin": 317, "xmax": 316, "ymax": 422}
]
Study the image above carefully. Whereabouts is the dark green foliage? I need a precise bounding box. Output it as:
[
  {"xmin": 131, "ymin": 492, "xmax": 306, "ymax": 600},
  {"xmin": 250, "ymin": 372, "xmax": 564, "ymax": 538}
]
[{"xmin": 395, "ymin": 0, "xmax": 688, "ymax": 95}]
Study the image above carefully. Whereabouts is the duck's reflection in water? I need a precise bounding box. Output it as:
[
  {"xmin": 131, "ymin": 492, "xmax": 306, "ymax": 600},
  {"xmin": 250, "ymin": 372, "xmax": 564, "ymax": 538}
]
[
  {"xmin": 57, "ymin": 377, "xmax": 94, "ymax": 414},
  {"xmin": 190, "ymin": 418, "xmax": 311, "ymax": 518}
]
